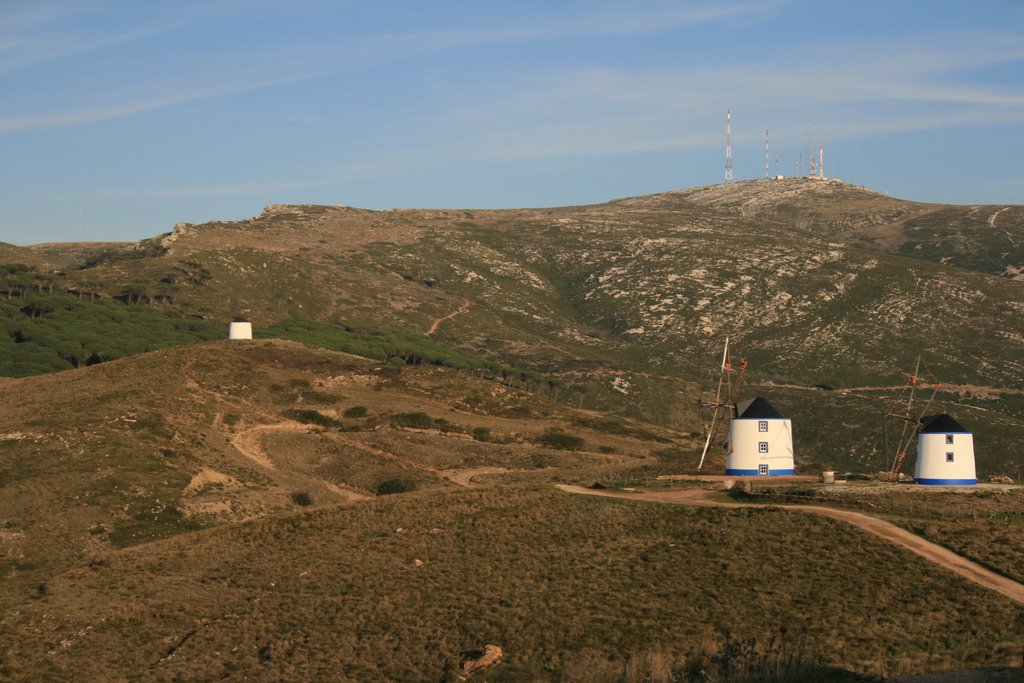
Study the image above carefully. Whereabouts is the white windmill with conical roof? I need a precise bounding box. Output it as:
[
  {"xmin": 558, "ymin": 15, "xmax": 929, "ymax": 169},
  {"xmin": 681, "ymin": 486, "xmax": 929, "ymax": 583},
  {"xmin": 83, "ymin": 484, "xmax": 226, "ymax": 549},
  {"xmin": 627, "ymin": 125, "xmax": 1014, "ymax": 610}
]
[
  {"xmin": 914, "ymin": 414, "xmax": 976, "ymax": 486},
  {"xmin": 697, "ymin": 339, "xmax": 795, "ymax": 476},
  {"xmin": 726, "ymin": 397, "xmax": 795, "ymax": 476}
]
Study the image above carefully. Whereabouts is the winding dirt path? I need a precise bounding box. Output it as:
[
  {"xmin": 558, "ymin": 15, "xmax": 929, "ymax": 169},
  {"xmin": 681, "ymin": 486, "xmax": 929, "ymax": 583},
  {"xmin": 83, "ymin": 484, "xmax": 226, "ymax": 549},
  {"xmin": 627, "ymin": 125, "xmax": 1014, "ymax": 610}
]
[
  {"xmin": 229, "ymin": 422, "xmax": 316, "ymax": 470},
  {"xmin": 438, "ymin": 466, "xmax": 514, "ymax": 487},
  {"xmin": 229, "ymin": 422, "xmax": 376, "ymax": 501},
  {"xmin": 426, "ymin": 298, "xmax": 471, "ymax": 336},
  {"xmin": 556, "ymin": 485, "xmax": 1024, "ymax": 606},
  {"xmin": 329, "ymin": 434, "xmax": 553, "ymax": 488}
]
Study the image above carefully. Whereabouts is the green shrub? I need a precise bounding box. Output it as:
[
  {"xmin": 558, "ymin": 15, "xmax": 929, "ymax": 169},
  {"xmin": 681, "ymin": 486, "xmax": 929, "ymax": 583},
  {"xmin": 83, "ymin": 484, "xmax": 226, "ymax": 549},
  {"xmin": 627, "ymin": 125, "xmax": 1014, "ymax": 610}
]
[
  {"xmin": 375, "ymin": 478, "xmax": 418, "ymax": 495},
  {"xmin": 343, "ymin": 406, "xmax": 368, "ymax": 418},
  {"xmin": 537, "ymin": 430, "xmax": 585, "ymax": 451},
  {"xmin": 282, "ymin": 409, "xmax": 339, "ymax": 428},
  {"xmin": 302, "ymin": 390, "xmax": 339, "ymax": 404},
  {"xmin": 783, "ymin": 487, "xmax": 820, "ymax": 498},
  {"xmin": 433, "ymin": 418, "xmax": 461, "ymax": 433},
  {"xmin": 290, "ymin": 491, "xmax": 312, "ymax": 506},
  {"xmin": 390, "ymin": 412, "xmax": 433, "ymax": 429}
]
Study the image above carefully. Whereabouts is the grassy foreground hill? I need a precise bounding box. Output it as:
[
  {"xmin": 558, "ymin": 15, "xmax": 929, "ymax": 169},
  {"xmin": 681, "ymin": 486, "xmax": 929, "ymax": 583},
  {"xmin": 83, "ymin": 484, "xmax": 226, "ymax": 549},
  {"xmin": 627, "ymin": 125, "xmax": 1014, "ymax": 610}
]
[
  {"xmin": 5, "ymin": 486, "xmax": 1024, "ymax": 681},
  {"xmin": 0, "ymin": 341, "xmax": 670, "ymax": 596}
]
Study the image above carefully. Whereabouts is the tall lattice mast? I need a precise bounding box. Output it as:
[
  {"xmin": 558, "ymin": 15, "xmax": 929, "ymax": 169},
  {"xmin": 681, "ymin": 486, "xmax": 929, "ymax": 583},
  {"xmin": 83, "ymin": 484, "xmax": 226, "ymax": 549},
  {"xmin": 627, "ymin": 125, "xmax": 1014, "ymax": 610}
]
[
  {"xmin": 725, "ymin": 110, "xmax": 733, "ymax": 183},
  {"xmin": 819, "ymin": 143, "xmax": 825, "ymax": 179}
]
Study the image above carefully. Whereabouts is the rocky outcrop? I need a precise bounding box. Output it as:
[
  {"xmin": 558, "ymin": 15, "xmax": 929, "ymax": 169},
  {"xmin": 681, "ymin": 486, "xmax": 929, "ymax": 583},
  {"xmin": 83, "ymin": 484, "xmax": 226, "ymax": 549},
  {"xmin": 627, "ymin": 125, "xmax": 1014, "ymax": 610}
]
[{"xmin": 461, "ymin": 644, "xmax": 503, "ymax": 675}]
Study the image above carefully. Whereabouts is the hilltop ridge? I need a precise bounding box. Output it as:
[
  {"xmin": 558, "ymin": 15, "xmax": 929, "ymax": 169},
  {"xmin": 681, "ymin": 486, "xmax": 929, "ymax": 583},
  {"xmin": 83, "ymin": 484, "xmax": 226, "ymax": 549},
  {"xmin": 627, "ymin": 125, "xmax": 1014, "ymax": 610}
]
[{"xmin": 612, "ymin": 178, "xmax": 1023, "ymax": 278}]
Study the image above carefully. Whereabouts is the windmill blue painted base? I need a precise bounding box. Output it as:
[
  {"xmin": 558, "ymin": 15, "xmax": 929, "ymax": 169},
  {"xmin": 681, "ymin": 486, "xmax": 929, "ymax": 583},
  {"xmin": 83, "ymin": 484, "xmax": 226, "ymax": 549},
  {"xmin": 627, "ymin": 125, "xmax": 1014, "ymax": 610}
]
[
  {"xmin": 725, "ymin": 468, "xmax": 795, "ymax": 476},
  {"xmin": 915, "ymin": 478, "xmax": 976, "ymax": 486}
]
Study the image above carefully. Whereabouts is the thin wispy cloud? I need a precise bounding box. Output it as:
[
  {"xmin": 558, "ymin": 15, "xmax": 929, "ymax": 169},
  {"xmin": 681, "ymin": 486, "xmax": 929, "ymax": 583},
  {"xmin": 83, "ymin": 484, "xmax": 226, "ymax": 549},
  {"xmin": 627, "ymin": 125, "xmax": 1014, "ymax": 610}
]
[
  {"xmin": 379, "ymin": 31, "xmax": 1022, "ymax": 174},
  {"xmin": 0, "ymin": 0, "xmax": 282, "ymax": 73},
  {"xmin": 412, "ymin": 0, "xmax": 786, "ymax": 45},
  {"xmin": 80, "ymin": 178, "xmax": 325, "ymax": 200},
  {"xmin": 447, "ymin": 33, "xmax": 1024, "ymax": 136},
  {"xmin": 1, "ymin": 25, "xmax": 179, "ymax": 73},
  {"xmin": 0, "ymin": 1, "xmax": 98, "ymax": 32},
  {"xmin": 0, "ymin": 66, "xmax": 338, "ymax": 134},
  {"xmin": 0, "ymin": 1, "xmax": 785, "ymax": 133},
  {"xmin": 0, "ymin": 2, "xmax": 175, "ymax": 72}
]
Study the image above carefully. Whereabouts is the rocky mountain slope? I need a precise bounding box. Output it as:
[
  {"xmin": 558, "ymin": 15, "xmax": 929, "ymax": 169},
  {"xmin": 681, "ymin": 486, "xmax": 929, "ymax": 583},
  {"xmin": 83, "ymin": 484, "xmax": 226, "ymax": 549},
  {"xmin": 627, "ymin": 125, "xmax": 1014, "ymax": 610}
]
[
  {"xmin": 621, "ymin": 178, "xmax": 1024, "ymax": 279},
  {"xmin": 2, "ymin": 180, "xmax": 1022, "ymax": 474}
]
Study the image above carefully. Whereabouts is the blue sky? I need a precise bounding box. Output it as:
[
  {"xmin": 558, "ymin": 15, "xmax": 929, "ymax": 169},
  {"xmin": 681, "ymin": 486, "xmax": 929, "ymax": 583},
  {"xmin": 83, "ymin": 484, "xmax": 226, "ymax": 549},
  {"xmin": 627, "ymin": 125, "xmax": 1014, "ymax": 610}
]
[{"xmin": 1, "ymin": 0, "xmax": 1023, "ymax": 244}]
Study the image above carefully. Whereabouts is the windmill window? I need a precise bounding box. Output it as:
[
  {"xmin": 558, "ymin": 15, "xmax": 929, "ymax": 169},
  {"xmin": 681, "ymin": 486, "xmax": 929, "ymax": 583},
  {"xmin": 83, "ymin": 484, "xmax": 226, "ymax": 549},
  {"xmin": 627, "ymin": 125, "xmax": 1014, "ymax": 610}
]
[
  {"xmin": 758, "ymin": 421, "xmax": 768, "ymax": 432},
  {"xmin": 945, "ymin": 434, "xmax": 954, "ymax": 444},
  {"xmin": 946, "ymin": 452, "xmax": 954, "ymax": 463},
  {"xmin": 758, "ymin": 441, "xmax": 769, "ymax": 454}
]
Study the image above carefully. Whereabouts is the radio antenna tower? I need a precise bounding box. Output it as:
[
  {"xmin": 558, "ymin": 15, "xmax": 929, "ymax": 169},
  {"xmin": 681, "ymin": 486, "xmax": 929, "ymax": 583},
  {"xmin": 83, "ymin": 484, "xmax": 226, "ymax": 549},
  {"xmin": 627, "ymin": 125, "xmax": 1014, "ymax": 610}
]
[
  {"xmin": 725, "ymin": 110, "xmax": 733, "ymax": 183},
  {"xmin": 764, "ymin": 129, "xmax": 769, "ymax": 178},
  {"xmin": 819, "ymin": 143, "xmax": 825, "ymax": 179}
]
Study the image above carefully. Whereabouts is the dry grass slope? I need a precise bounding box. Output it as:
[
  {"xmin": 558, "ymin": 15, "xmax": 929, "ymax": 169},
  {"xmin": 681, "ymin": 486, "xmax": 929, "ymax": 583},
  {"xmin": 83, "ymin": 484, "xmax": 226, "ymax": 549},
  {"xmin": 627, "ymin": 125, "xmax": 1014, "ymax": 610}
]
[
  {"xmin": 2, "ymin": 487, "xmax": 1022, "ymax": 681},
  {"xmin": 0, "ymin": 340, "xmax": 679, "ymax": 601}
]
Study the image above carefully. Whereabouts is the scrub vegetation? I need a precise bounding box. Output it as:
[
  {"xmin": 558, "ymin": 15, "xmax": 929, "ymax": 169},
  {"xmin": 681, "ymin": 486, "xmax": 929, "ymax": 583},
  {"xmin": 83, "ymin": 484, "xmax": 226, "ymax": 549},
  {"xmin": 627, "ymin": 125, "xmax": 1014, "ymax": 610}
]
[
  {"xmin": 0, "ymin": 283, "xmax": 222, "ymax": 375},
  {"xmin": 1, "ymin": 341, "xmax": 1022, "ymax": 680},
  {"xmin": 1, "ymin": 180, "xmax": 1022, "ymax": 680},
  {"xmin": 3, "ymin": 487, "xmax": 1022, "ymax": 681},
  {"xmin": 750, "ymin": 485, "xmax": 1024, "ymax": 584}
]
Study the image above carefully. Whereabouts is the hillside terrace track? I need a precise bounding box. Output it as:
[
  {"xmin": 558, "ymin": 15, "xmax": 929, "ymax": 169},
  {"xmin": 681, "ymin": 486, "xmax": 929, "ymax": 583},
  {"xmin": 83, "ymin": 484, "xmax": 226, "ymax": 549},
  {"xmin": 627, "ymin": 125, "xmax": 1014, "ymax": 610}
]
[
  {"xmin": 556, "ymin": 485, "xmax": 1024, "ymax": 606},
  {"xmin": 760, "ymin": 381, "xmax": 1024, "ymax": 398},
  {"xmin": 425, "ymin": 298, "xmax": 471, "ymax": 336}
]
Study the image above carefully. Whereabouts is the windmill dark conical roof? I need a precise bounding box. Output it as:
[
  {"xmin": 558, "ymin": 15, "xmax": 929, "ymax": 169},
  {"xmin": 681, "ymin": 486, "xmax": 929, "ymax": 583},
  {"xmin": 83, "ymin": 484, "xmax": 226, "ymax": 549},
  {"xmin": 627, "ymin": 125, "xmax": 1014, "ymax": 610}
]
[
  {"xmin": 920, "ymin": 414, "xmax": 969, "ymax": 433},
  {"xmin": 736, "ymin": 397, "xmax": 785, "ymax": 419}
]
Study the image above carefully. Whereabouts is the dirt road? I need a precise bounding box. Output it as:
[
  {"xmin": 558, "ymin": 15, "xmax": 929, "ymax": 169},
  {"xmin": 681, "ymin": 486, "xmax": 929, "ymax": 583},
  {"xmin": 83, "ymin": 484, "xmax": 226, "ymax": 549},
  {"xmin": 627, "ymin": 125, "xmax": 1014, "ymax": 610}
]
[{"xmin": 556, "ymin": 485, "xmax": 1024, "ymax": 606}]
